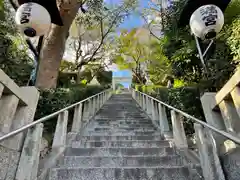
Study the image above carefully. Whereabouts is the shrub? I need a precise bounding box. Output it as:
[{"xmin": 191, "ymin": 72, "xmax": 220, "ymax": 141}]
[
  {"xmin": 136, "ymin": 85, "xmax": 205, "ymax": 135},
  {"xmin": 34, "ymin": 85, "xmax": 106, "ymax": 138}
]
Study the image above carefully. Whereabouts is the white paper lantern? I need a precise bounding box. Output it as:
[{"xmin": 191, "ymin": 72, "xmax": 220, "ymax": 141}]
[
  {"xmin": 190, "ymin": 4, "xmax": 224, "ymax": 40},
  {"xmin": 15, "ymin": 3, "xmax": 51, "ymax": 37}
]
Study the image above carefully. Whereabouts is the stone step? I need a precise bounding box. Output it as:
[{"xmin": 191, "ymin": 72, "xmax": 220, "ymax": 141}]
[
  {"xmin": 92, "ymin": 127, "xmax": 157, "ymax": 131},
  {"xmin": 97, "ymin": 110, "xmax": 145, "ymax": 112},
  {"xmin": 71, "ymin": 140, "xmax": 171, "ymax": 148},
  {"xmin": 95, "ymin": 120, "xmax": 153, "ymax": 124},
  {"xmin": 84, "ymin": 131, "xmax": 162, "ymax": 136},
  {"xmin": 95, "ymin": 116, "xmax": 149, "ymax": 118},
  {"xmin": 88, "ymin": 129, "xmax": 157, "ymax": 133},
  {"xmin": 49, "ymin": 167, "xmax": 203, "ymax": 180},
  {"xmin": 61, "ymin": 155, "xmax": 185, "ymax": 168},
  {"xmin": 79, "ymin": 135, "xmax": 162, "ymax": 141},
  {"xmin": 94, "ymin": 115, "xmax": 148, "ymax": 121},
  {"xmin": 95, "ymin": 124, "xmax": 155, "ymax": 128},
  {"xmin": 65, "ymin": 147, "xmax": 175, "ymax": 157},
  {"xmin": 99, "ymin": 107, "xmax": 140, "ymax": 109}
]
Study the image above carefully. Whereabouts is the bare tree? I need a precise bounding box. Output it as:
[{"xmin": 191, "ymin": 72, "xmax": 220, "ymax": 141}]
[
  {"xmin": 140, "ymin": 0, "xmax": 167, "ymax": 40},
  {"xmin": 69, "ymin": 0, "xmax": 137, "ymax": 71}
]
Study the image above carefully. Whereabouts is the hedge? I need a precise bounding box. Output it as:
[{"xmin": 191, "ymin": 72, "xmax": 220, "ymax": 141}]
[
  {"xmin": 34, "ymin": 85, "xmax": 107, "ymax": 141},
  {"xmin": 135, "ymin": 85, "xmax": 205, "ymax": 135}
]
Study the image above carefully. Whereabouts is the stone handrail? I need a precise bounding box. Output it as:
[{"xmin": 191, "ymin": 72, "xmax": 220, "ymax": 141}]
[
  {"xmin": 0, "ymin": 89, "xmax": 112, "ymax": 142},
  {"xmin": 1, "ymin": 88, "xmax": 112, "ymax": 180},
  {"xmin": 18, "ymin": 88, "xmax": 112, "ymax": 180},
  {"xmin": 0, "ymin": 69, "xmax": 29, "ymax": 105},
  {"xmin": 131, "ymin": 73, "xmax": 240, "ymax": 180},
  {"xmin": 0, "ymin": 68, "xmax": 113, "ymax": 180},
  {"xmin": 132, "ymin": 90, "xmax": 240, "ymax": 145},
  {"xmin": 0, "ymin": 69, "xmax": 40, "ymax": 180}
]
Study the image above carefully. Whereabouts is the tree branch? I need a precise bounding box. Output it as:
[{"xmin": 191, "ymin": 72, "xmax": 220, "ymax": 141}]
[
  {"xmin": 8, "ymin": 0, "xmax": 18, "ymax": 10},
  {"xmin": 141, "ymin": 14, "xmax": 162, "ymax": 41},
  {"xmin": 75, "ymin": 2, "xmax": 134, "ymax": 69}
]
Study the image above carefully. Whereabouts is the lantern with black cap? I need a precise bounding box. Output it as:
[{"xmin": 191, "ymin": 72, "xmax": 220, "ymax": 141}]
[
  {"xmin": 178, "ymin": 0, "xmax": 231, "ymax": 71},
  {"xmin": 15, "ymin": 0, "xmax": 63, "ymax": 37}
]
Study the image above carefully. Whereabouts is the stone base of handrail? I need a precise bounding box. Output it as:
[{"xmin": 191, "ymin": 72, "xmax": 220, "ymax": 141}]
[
  {"xmin": 0, "ymin": 84, "xmax": 112, "ymax": 180},
  {"xmin": 35, "ymin": 89, "xmax": 112, "ymax": 180},
  {"xmin": 16, "ymin": 124, "xmax": 43, "ymax": 180},
  {"xmin": 194, "ymin": 123, "xmax": 225, "ymax": 180},
  {"xmin": 131, "ymin": 89, "xmax": 234, "ymax": 180},
  {"xmin": 0, "ymin": 145, "xmax": 20, "ymax": 180},
  {"xmin": 0, "ymin": 87, "xmax": 39, "ymax": 151},
  {"xmin": 132, "ymin": 90, "xmax": 172, "ymax": 139},
  {"xmin": 36, "ymin": 147, "xmax": 65, "ymax": 180}
]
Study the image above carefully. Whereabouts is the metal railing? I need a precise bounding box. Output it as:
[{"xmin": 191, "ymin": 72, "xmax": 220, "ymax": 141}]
[
  {"xmin": 0, "ymin": 89, "xmax": 112, "ymax": 142},
  {"xmin": 132, "ymin": 89, "xmax": 240, "ymax": 145},
  {"xmin": 132, "ymin": 88, "xmax": 240, "ymax": 179}
]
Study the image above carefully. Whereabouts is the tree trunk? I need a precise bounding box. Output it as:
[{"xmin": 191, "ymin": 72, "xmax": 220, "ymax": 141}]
[{"xmin": 35, "ymin": 2, "xmax": 80, "ymax": 89}]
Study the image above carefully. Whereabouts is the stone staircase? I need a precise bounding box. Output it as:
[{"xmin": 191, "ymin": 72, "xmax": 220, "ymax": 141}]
[
  {"xmin": 49, "ymin": 94, "xmax": 203, "ymax": 180},
  {"xmin": 2, "ymin": 67, "xmax": 240, "ymax": 180}
]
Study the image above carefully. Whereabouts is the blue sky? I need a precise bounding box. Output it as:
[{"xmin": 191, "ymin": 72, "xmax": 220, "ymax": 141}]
[
  {"xmin": 105, "ymin": 0, "xmax": 149, "ymax": 86},
  {"xmin": 119, "ymin": 0, "xmax": 149, "ymax": 30}
]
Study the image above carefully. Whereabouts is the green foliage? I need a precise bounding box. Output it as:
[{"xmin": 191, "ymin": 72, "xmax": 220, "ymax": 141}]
[
  {"xmin": 131, "ymin": 0, "xmax": 240, "ymax": 137},
  {"xmin": 70, "ymin": 0, "xmax": 138, "ymax": 69},
  {"xmin": 154, "ymin": 87, "xmax": 204, "ymax": 135},
  {"xmin": 224, "ymin": 0, "xmax": 240, "ymax": 25},
  {"xmin": 97, "ymin": 70, "xmax": 112, "ymax": 85},
  {"xmin": 57, "ymin": 72, "xmax": 78, "ymax": 88},
  {"xmin": 227, "ymin": 19, "xmax": 240, "ymax": 61},
  {"xmin": 148, "ymin": 40, "xmax": 172, "ymax": 85},
  {"xmin": 154, "ymin": 0, "xmax": 240, "ymax": 91},
  {"xmin": 58, "ymin": 61, "xmax": 112, "ymax": 87},
  {"xmin": 136, "ymin": 85, "xmax": 204, "ymax": 135},
  {"xmin": 35, "ymin": 85, "xmax": 106, "ymax": 135},
  {"xmin": 0, "ymin": 2, "xmax": 33, "ymax": 86},
  {"xmin": 116, "ymin": 83, "xmax": 124, "ymax": 89},
  {"xmin": 136, "ymin": 0, "xmax": 240, "ymax": 135},
  {"xmin": 135, "ymin": 84, "xmax": 163, "ymax": 94},
  {"xmin": 113, "ymin": 29, "xmax": 150, "ymax": 84},
  {"xmin": 59, "ymin": 60, "xmax": 77, "ymax": 72}
]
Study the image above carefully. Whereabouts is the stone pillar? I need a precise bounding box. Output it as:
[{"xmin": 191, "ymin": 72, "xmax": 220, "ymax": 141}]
[
  {"xmin": 52, "ymin": 111, "xmax": 68, "ymax": 150},
  {"xmin": 83, "ymin": 100, "xmax": 89, "ymax": 122},
  {"xmin": 158, "ymin": 103, "xmax": 170, "ymax": 135},
  {"xmin": 142, "ymin": 95, "xmax": 146, "ymax": 111},
  {"xmin": 103, "ymin": 92, "xmax": 106, "ymax": 102},
  {"xmin": 194, "ymin": 123, "xmax": 226, "ymax": 180},
  {"xmin": 0, "ymin": 95, "xmax": 19, "ymax": 134},
  {"xmin": 219, "ymin": 100, "xmax": 240, "ymax": 134},
  {"xmin": 140, "ymin": 94, "xmax": 143, "ymax": 108},
  {"xmin": 15, "ymin": 123, "xmax": 43, "ymax": 180},
  {"xmin": 1, "ymin": 87, "xmax": 39, "ymax": 151},
  {"xmin": 146, "ymin": 97, "xmax": 151, "ymax": 116},
  {"xmin": 102, "ymin": 93, "xmax": 104, "ymax": 105},
  {"xmin": 92, "ymin": 97, "xmax": 96, "ymax": 117},
  {"xmin": 171, "ymin": 110, "xmax": 188, "ymax": 149},
  {"xmin": 72, "ymin": 103, "xmax": 83, "ymax": 132},
  {"xmin": 0, "ymin": 83, "xmax": 4, "ymax": 98},
  {"xmin": 135, "ymin": 91, "xmax": 138, "ymax": 103},
  {"xmin": 112, "ymin": 78, "xmax": 116, "ymax": 91},
  {"xmin": 231, "ymin": 86, "xmax": 240, "ymax": 118},
  {"xmin": 201, "ymin": 93, "xmax": 227, "ymax": 150},
  {"xmin": 97, "ymin": 94, "xmax": 100, "ymax": 110},
  {"xmin": 132, "ymin": 90, "xmax": 136, "ymax": 100},
  {"xmin": 108, "ymin": 91, "xmax": 112, "ymax": 99},
  {"xmin": 151, "ymin": 99, "xmax": 156, "ymax": 121},
  {"xmin": 100, "ymin": 93, "xmax": 103, "ymax": 107}
]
